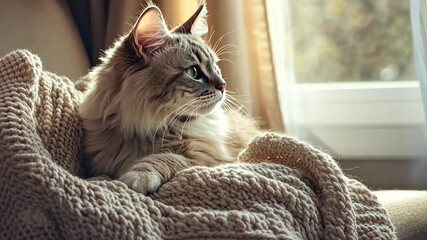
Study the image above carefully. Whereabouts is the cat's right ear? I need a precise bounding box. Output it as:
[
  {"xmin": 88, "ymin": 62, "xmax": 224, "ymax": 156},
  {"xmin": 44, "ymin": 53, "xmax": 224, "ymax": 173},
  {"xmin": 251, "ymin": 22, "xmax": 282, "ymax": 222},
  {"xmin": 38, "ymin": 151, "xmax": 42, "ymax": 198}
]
[
  {"xmin": 130, "ymin": 6, "xmax": 170, "ymax": 55},
  {"xmin": 173, "ymin": 2, "xmax": 208, "ymax": 36}
]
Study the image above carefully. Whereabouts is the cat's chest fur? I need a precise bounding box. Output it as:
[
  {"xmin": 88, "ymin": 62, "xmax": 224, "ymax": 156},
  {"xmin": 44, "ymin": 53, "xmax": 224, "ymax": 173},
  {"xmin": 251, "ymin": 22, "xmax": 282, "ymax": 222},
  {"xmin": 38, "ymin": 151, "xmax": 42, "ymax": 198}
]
[
  {"xmin": 170, "ymin": 111, "xmax": 233, "ymax": 164},
  {"xmin": 152, "ymin": 110, "xmax": 232, "ymax": 160},
  {"xmin": 111, "ymin": 109, "xmax": 235, "ymax": 177}
]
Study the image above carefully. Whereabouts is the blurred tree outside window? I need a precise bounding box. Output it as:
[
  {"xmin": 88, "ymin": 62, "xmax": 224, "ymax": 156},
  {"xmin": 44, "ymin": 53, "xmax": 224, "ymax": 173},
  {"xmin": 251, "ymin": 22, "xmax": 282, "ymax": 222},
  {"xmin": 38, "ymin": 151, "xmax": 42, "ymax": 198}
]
[{"xmin": 289, "ymin": 0, "xmax": 415, "ymax": 83}]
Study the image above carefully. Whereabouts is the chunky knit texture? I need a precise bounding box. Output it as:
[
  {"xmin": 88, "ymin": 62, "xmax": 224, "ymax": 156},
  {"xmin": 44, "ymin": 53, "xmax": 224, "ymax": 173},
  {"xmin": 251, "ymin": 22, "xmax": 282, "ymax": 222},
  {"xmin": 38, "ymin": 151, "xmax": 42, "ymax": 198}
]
[{"xmin": 0, "ymin": 50, "xmax": 396, "ymax": 239}]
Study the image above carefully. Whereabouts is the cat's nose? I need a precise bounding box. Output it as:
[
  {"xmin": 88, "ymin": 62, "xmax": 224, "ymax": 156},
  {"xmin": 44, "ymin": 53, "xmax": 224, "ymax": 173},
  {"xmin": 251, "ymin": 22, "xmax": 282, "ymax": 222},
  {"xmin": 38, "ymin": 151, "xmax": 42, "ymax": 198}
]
[
  {"xmin": 213, "ymin": 77, "xmax": 226, "ymax": 93},
  {"xmin": 216, "ymin": 82, "xmax": 226, "ymax": 93}
]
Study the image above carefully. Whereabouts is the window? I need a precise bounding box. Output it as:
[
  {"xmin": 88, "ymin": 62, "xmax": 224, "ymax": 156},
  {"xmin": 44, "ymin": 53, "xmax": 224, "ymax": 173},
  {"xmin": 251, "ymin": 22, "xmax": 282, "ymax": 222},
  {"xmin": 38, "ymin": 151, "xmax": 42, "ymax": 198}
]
[
  {"xmin": 266, "ymin": 0, "xmax": 427, "ymax": 160},
  {"xmin": 289, "ymin": 1, "xmax": 415, "ymax": 83}
]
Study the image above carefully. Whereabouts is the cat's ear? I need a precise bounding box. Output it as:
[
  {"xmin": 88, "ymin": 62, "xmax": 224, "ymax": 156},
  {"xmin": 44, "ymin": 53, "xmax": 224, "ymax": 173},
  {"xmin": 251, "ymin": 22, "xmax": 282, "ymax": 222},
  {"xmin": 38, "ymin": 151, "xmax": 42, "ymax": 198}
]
[
  {"xmin": 173, "ymin": 1, "xmax": 208, "ymax": 36},
  {"xmin": 131, "ymin": 6, "xmax": 170, "ymax": 55}
]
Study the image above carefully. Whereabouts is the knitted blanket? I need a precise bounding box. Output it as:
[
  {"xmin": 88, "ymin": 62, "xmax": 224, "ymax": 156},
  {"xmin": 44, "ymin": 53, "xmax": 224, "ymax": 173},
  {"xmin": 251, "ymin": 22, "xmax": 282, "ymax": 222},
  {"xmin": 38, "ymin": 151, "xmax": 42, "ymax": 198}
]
[{"xmin": 0, "ymin": 50, "xmax": 396, "ymax": 239}]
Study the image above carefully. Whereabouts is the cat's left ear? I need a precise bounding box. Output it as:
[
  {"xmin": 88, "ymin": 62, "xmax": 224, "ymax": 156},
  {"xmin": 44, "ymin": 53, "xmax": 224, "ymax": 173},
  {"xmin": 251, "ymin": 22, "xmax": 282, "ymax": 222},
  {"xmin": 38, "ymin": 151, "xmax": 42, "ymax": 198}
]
[
  {"xmin": 173, "ymin": 1, "xmax": 208, "ymax": 36},
  {"xmin": 131, "ymin": 6, "xmax": 171, "ymax": 55}
]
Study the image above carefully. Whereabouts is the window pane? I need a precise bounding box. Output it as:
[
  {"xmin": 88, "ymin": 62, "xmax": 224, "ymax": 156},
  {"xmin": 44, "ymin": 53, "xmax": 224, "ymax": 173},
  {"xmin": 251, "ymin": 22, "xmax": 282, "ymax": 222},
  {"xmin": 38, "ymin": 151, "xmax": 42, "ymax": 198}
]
[{"xmin": 289, "ymin": 0, "xmax": 416, "ymax": 83}]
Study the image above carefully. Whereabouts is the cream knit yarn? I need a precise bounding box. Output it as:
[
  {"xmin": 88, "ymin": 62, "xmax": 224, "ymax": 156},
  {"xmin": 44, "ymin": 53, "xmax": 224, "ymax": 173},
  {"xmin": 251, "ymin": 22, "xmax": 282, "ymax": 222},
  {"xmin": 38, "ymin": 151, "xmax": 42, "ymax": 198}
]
[{"xmin": 0, "ymin": 50, "xmax": 396, "ymax": 239}]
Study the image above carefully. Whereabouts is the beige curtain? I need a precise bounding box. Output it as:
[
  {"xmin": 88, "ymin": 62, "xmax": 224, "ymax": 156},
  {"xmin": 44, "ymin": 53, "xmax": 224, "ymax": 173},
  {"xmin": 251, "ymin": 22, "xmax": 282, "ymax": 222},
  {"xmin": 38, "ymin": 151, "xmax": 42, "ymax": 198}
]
[
  {"xmin": 240, "ymin": 0, "xmax": 284, "ymax": 131},
  {"xmin": 68, "ymin": 0, "xmax": 284, "ymax": 131}
]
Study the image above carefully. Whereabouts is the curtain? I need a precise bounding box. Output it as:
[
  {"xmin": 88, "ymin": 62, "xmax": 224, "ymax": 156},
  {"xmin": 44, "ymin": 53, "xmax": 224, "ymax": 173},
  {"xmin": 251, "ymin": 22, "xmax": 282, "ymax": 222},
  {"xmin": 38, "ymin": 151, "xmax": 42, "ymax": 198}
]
[
  {"xmin": 410, "ymin": 0, "xmax": 427, "ymax": 121},
  {"xmin": 0, "ymin": 0, "xmax": 90, "ymax": 79},
  {"xmin": 67, "ymin": 0, "xmax": 284, "ymax": 131},
  {"xmin": 67, "ymin": 0, "xmax": 145, "ymax": 65},
  {"xmin": 240, "ymin": 0, "xmax": 284, "ymax": 131}
]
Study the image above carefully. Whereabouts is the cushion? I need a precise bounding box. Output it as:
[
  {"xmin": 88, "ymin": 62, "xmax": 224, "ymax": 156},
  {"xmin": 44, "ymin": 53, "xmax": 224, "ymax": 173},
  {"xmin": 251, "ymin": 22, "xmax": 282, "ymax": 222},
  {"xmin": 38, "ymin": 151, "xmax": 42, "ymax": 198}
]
[
  {"xmin": 0, "ymin": 0, "xmax": 90, "ymax": 79},
  {"xmin": 375, "ymin": 190, "xmax": 427, "ymax": 240}
]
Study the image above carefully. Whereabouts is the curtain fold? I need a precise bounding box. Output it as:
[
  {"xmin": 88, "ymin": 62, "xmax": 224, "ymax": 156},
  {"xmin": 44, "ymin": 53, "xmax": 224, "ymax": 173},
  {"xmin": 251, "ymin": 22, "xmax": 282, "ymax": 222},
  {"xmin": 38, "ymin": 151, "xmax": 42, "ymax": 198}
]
[
  {"xmin": 67, "ymin": 0, "xmax": 283, "ymax": 131},
  {"xmin": 241, "ymin": 0, "xmax": 284, "ymax": 131}
]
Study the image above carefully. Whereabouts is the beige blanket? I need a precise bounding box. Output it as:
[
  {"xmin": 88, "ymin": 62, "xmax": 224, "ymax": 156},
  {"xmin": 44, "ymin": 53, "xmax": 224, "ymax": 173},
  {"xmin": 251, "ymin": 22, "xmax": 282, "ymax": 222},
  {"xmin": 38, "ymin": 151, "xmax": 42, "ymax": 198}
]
[{"xmin": 0, "ymin": 50, "xmax": 396, "ymax": 239}]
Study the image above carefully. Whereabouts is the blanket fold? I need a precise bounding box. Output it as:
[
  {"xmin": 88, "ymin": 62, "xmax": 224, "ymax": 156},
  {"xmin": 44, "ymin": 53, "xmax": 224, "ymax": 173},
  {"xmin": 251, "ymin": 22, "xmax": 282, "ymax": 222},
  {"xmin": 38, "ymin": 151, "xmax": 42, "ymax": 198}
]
[{"xmin": 0, "ymin": 50, "xmax": 396, "ymax": 239}]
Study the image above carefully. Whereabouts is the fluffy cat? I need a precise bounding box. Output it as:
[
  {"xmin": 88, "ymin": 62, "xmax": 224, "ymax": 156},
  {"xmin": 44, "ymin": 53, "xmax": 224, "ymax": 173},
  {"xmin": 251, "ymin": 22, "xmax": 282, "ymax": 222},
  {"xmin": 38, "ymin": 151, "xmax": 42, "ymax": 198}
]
[{"xmin": 79, "ymin": 1, "xmax": 258, "ymax": 195}]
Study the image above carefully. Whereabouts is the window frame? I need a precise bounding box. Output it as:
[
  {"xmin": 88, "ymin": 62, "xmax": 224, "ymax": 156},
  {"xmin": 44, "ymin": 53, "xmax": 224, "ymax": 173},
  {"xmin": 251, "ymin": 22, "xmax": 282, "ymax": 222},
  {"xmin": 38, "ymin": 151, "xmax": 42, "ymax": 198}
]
[{"xmin": 266, "ymin": 0, "xmax": 427, "ymax": 160}]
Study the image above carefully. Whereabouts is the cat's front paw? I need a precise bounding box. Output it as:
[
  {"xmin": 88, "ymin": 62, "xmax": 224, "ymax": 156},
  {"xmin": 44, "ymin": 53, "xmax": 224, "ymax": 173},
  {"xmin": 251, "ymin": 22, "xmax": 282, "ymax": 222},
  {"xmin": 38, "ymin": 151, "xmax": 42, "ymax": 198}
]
[{"xmin": 119, "ymin": 171, "xmax": 162, "ymax": 195}]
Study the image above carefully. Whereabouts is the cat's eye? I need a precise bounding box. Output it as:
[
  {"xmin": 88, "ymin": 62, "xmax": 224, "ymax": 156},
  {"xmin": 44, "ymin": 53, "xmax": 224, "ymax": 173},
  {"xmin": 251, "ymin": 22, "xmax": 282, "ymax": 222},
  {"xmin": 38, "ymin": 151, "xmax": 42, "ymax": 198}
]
[{"xmin": 185, "ymin": 66, "xmax": 202, "ymax": 79}]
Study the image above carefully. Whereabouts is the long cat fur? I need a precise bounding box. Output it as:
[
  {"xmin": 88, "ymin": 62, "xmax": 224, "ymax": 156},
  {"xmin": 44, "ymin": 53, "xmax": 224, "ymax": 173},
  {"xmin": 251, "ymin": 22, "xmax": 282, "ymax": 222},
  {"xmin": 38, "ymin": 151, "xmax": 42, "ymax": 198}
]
[{"xmin": 79, "ymin": 1, "xmax": 258, "ymax": 194}]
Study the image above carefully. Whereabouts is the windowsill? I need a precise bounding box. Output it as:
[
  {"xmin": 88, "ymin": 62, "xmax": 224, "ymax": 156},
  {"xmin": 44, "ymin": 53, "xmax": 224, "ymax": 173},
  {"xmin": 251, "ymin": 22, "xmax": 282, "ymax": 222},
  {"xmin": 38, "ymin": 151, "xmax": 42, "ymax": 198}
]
[
  {"xmin": 339, "ymin": 159, "xmax": 427, "ymax": 189},
  {"xmin": 290, "ymin": 81, "xmax": 421, "ymax": 102},
  {"xmin": 281, "ymin": 81, "xmax": 427, "ymax": 160}
]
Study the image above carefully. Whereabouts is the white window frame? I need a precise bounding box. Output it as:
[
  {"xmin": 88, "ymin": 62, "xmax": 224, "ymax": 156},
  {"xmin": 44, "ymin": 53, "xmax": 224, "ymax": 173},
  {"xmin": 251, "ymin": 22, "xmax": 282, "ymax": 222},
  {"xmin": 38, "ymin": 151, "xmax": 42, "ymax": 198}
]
[{"xmin": 266, "ymin": 0, "xmax": 427, "ymax": 160}]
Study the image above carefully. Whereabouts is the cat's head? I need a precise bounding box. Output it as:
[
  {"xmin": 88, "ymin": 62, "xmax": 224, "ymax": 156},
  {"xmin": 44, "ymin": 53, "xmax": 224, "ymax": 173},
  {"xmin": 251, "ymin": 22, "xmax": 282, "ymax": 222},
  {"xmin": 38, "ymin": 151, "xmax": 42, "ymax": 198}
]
[{"xmin": 86, "ymin": 1, "xmax": 227, "ymax": 134}]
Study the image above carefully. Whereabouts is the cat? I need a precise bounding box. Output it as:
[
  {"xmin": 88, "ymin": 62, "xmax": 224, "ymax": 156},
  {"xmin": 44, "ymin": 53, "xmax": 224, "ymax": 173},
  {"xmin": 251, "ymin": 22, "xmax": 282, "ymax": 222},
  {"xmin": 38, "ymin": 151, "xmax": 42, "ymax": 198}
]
[{"xmin": 78, "ymin": 1, "xmax": 259, "ymax": 195}]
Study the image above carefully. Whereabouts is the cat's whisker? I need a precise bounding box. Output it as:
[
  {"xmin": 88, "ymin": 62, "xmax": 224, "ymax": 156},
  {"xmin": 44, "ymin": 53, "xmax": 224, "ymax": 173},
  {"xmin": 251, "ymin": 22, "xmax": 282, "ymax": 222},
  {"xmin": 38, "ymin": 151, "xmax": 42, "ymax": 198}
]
[
  {"xmin": 212, "ymin": 30, "xmax": 236, "ymax": 53},
  {"xmin": 216, "ymin": 52, "xmax": 239, "ymax": 60},
  {"xmin": 151, "ymin": 99, "xmax": 199, "ymax": 150},
  {"xmin": 224, "ymin": 97, "xmax": 252, "ymax": 117},
  {"xmin": 206, "ymin": 29, "xmax": 216, "ymax": 46},
  {"xmin": 226, "ymin": 99, "xmax": 251, "ymax": 110},
  {"xmin": 160, "ymin": 100, "xmax": 197, "ymax": 130},
  {"xmin": 227, "ymin": 92, "xmax": 247, "ymax": 99},
  {"xmin": 224, "ymin": 98, "xmax": 258, "ymax": 127},
  {"xmin": 226, "ymin": 90, "xmax": 252, "ymax": 98},
  {"xmin": 159, "ymin": 103, "xmax": 196, "ymax": 149},
  {"xmin": 216, "ymin": 44, "xmax": 239, "ymax": 52},
  {"xmin": 225, "ymin": 89, "xmax": 240, "ymax": 95},
  {"xmin": 184, "ymin": 97, "xmax": 223, "ymax": 139},
  {"xmin": 216, "ymin": 51, "xmax": 240, "ymax": 59},
  {"xmin": 218, "ymin": 58, "xmax": 238, "ymax": 70},
  {"xmin": 222, "ymin": 101, "xmax": 253, "ymax": 126},
  {"xmin": 159, "ymin": 96, "xmax": 212, "ymax": 146},
  {"xmin": 160, "ymin": 99, "xmax": 208, "ymax": 149},
  {"xmin": 226, "ymin": 96, "xmax": 253, "ymax": 104},
  {"xmin": 217, "ymin": 49, "xmax": 239, "ymax": 53},
  {"xmin": 215, "ymin": 44, "xmax": 239, "ymax": 56},
  {"xmin": 178, "ymin": 102, "xmax": 204, "ymax": 138},
  {"xmin": 226, "ymin": 94, "xmax": 254, "ymax": 104},
  {"xmin": 222, "ymin": 103, "xmax": 254, "ymax": 132},
  {"xmin": 222, "ymin": 100, "xmax": 241, "ymax": 115}
]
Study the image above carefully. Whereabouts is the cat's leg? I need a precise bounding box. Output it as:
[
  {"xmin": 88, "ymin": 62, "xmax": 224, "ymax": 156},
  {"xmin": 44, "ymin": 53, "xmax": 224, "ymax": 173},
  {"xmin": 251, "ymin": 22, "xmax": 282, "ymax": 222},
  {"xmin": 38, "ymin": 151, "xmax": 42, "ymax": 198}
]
[{"xmin": 118, "ymin": 153, "xmax": 191, "ymax": 195}]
